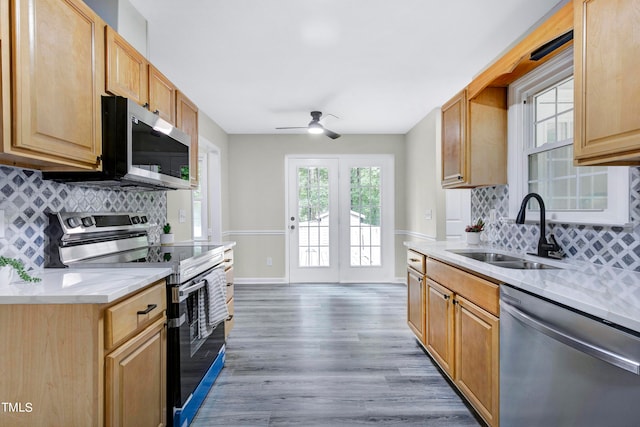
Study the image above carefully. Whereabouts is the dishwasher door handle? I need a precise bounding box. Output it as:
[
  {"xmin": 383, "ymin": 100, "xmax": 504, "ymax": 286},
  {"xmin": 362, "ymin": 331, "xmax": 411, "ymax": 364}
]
[{"xmin": 502, "ymin": 301, "xmax": 640, "ymax": 375}]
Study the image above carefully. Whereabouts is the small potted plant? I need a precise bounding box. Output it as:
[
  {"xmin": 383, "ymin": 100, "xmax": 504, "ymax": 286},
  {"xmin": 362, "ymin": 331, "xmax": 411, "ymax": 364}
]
[
  {"xmin": 160, "ymin": 223, "xmax": 174, "ymax": 245},
  {"xmin": 0, "ymin": 256, "xmax": 41, "ymax": 283},
  {"xmin": 465, "ymin": 218, "xmax": 485, "ymax": 245}
]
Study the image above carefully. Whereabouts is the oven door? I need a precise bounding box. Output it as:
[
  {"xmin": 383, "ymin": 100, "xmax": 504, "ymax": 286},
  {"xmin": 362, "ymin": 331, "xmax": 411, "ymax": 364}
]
[{"xmin": 167, "ymin": 268, "xmax": 226, "ymax": 424}]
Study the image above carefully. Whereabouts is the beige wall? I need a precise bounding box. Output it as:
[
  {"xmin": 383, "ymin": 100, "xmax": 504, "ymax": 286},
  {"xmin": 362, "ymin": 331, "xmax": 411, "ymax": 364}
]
[
  {"xmin": 404, "ymin": 108, "xmax": 446, "ymax": 242},
  {"xmin": 227, "ymin": 133, "xmax": 406, "ymax": 281},
  {"xmin": 167, "ymin": 112, "xmax": 230, "ymax": 242}
]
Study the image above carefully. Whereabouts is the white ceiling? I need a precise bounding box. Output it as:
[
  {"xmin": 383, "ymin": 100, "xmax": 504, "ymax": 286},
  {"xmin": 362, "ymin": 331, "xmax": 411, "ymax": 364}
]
[{"xmin": 128, "ymin": 0, "xmax": 564, "ymax": 136}]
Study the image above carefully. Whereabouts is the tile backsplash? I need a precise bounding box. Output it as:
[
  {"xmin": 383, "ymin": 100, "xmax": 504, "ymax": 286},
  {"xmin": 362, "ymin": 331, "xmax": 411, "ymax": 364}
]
[
  {"xmin": 472, "ymin": 167, "xmax": 640, "ymax": 271},
  {"xmin": 0, "ymin": 166, "xmax": 166, "ymax": 271}
]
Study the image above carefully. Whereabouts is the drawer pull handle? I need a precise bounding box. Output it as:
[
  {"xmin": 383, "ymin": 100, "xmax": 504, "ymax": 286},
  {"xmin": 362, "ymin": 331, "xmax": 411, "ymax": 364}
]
[
  {"xmin": 409, "ymin": 258, "xmax": 420, "ymax": 262},
  {"xmin": 226, "ymin": 315, "xmax": 234, "ymax": 321},
  {"xmin": 137, "ymin": 304, "xmax": 157, "ymax": 315},
  {"xmin": 227, "ymin": 283, "xmax": 233, "ymax": 287}
]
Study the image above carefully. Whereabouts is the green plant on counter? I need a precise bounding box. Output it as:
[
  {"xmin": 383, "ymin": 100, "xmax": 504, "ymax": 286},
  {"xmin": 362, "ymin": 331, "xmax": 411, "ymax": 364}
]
[
  {"xmin": 0, "ymin": 256, "xmax": 41, "ymax": 283},
  {"xmin": 163, "ymin": 223, "xmax": 172, "ymax": 234},
  {"xmin": 465, "ymin": 218, "xmax": 485, "ymax": 233}
]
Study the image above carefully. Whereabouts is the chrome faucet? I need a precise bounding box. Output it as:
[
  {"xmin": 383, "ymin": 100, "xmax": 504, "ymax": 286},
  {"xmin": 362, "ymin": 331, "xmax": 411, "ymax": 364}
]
[{"xmin": 516, "ymin": 193, "xmax": 562, "ymax": 258}]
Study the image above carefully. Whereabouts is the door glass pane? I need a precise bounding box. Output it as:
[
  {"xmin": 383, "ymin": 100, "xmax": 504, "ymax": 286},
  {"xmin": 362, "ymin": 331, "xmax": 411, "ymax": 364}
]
[
  {"xmin": 350, "ymin": 167, "xmax": 381, "ymax": 266},
  {"xmin": 297, "ymin": 167, "xmax": 330, "ymax": 267}
]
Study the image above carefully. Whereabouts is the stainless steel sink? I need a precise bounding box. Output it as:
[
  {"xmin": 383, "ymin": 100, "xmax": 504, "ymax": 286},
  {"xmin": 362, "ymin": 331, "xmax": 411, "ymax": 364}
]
[{"xmin": 447, "ymin": 250, "xmax": 559, "ymax": 270}]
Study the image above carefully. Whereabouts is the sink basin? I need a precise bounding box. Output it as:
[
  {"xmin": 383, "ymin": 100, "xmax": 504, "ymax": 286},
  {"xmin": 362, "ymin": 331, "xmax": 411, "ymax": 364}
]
[
  {"xmin": 447, "ymin": 250, "xmax": 558, "ymax": 270},
  {"xmin": 449, "ymin": 251, "xmax": 522, "ymax": 263}
]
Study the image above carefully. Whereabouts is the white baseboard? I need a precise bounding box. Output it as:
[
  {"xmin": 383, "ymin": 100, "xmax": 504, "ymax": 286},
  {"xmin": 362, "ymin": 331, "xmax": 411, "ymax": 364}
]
[{"xmin": 234, "ymin": 277, "xmax": 289, "ymax": 285}]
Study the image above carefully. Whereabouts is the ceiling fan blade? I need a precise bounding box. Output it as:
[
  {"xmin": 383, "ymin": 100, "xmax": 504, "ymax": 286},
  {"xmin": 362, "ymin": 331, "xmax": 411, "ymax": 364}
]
[
  {"xmin": 324, "ymin": 128, "xmax": 341, "ymax": 139},
  {"xmin": 275, "ymin": 126, "xmax": 308, "ymax": 130}
]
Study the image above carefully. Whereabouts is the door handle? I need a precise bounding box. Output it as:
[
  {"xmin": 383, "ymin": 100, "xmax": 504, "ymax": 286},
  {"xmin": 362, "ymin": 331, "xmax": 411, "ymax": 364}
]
[{"xmin": 502, "ymin": 301, "xmax": 640, "ymax": 375}]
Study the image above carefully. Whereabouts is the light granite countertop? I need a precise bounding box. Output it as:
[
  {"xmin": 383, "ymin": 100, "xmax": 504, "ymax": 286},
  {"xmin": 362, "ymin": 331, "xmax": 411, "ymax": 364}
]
[
  {"xmin": 0, "ymin": 267, "xmax": 172, "ymax": 304},
  {"xmin": 404, "ymin": 240, "xmax": 640, "ymax": 333}
]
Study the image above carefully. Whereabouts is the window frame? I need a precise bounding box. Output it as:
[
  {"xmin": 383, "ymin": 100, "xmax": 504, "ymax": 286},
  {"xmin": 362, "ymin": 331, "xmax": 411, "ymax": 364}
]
[{"xmin": 507, "ymin": 47, "xmax": 629, "ymax": 226}]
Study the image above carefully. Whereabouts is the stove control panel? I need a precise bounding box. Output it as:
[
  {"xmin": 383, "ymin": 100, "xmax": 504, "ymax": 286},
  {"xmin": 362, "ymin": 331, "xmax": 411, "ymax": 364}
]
[{"xmin": 52, "ymin": 212, "xmax": 151, "ymax": 235}]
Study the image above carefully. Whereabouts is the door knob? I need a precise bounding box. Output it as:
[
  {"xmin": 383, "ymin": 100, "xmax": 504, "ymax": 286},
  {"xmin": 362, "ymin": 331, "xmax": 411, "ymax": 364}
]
[{"xmin": 290, "ymin": 225, "xmax": 295, "ymax": 230}]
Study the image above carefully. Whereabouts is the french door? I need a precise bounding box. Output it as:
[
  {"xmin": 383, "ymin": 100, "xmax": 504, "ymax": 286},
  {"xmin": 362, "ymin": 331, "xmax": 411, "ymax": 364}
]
[{"xmin": 286, "ymin": 155, "xmax": 394, "ymax": 283}]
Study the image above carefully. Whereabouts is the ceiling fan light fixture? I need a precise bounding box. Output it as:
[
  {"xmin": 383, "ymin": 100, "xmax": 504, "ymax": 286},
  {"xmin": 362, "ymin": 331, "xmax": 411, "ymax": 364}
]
[{"xmin": 308, "ymin": 122, "xmax": 324, "ymax": 134}]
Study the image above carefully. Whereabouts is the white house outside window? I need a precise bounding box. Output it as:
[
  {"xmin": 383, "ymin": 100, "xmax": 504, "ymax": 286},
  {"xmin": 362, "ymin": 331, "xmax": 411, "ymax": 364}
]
[{"xmin": 508, "ymin": 48, "xmax": 629, "ymax": 225}]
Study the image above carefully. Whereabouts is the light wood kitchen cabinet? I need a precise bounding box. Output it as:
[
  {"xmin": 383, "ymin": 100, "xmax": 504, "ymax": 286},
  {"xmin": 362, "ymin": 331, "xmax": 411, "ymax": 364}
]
[
  {"xmin": 0, "ymin": 0, "xmax": 9, "ymax": 161},
  {"xmin": 105, "ymin": 316, "xmax": 166, "ymax": 427},
  {"xmin": 426, "ymin": 278, "xmax": 455, "ymax": 377},
  {"xmin": 425, "ymin": 257, "xmax": 500, "ymax": 427},
  {"xmin": 176, "ymin": 91, "xmax": 199, "ymax": 187},
  {"xmin": 149, "ymin": 65, "xmax": 177, "ymax": 124},
  {"xmin": 105, "ymin": 26, "xmax": 149, "ymax": 107},
  {"xmin": 0, "ymin": 279, "xmax": 167, "ymax": 427},
  {"xmin": 406, "ymin": 249, "xmax": 426, "ymax": 343},
  {"xmin": 441, "ymin": 87, "xmax": 507, "ymax": 188},
  {"xmin": 455, "ymin": 295, "xmax": 499, "ymax": 427},
  {"xmin": 1, "ymin": 0, "xmax": 104, "ymax": 170},
  {"xmin": 224, "ymin": 247, "xmax": 235, "ymax": 339},
  {"xmin": 573, "ymin": 0, "xmax": 640, "ymax": 166}
]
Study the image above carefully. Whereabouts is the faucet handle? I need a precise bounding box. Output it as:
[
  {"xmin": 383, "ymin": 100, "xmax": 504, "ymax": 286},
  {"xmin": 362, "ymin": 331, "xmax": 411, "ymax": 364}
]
[{"xmin": 547, "ymin": 234, "xmax": 565, "ymax": 259}]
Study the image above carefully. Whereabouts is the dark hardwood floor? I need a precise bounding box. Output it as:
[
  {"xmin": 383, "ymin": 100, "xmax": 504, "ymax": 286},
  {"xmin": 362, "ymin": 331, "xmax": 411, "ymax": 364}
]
[{"xmin": 192, "ymin": 283, "xmax": 481, "ymax": 426}]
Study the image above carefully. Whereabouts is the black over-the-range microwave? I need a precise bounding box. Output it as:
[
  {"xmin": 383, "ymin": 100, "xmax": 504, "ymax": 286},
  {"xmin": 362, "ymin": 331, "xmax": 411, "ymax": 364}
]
[{"xmin": 43, "ymin": 96, "xmax": 192, "ymax": 190}]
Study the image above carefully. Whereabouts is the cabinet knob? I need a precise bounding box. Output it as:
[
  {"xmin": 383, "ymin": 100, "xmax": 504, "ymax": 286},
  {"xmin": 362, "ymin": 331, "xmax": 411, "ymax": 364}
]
[
  {"xmin": 142, "ymin": 102, "xmax": 149, "ymax": 109},
  {"xmin": 444, "ymin": 294, "xmax": 450, "ymax": 300},
  {"xmin": 457, "ymin": 175, "xmax": 463, "ymax": 180}
]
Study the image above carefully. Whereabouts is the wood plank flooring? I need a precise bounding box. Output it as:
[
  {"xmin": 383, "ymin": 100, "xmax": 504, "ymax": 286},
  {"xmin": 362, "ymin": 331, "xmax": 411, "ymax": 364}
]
[{"xmin": 192, "ymin": 283, "xmax": 482, "ymax": 426}]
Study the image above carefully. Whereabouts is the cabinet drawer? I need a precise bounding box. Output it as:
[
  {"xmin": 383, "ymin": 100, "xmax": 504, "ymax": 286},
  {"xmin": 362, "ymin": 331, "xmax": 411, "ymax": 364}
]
[
  {"xmin": 105, "ymin": 281, "xmax": 166, "ymax": 350},
  {"xmin": 224, "ymin": 249, "xmax": 234, "ymax": 267},
  {"xmin": 226, "ymin": 282, "xmax": 234, "ymax": 302},
  {"xmin": 427, "ymin": 258, "xmax": 499, "ymax": 316},
  {"xmin": 225, "ymin": 298, "xmax": 234, "ymax": 339},
  {"xmin": 407, "ymin": 250, "xmax": 426, "ymax": 274},
  {"xmin": 225, "ymin": 266, "xmax": 234, "ymax": 286}
]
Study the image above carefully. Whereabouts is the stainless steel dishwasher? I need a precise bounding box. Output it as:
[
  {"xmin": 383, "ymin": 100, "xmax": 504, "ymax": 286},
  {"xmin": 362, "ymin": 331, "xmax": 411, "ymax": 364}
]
[{"xmin": 500, "ymin": 284, "xmax": 640, "ymax": 427}]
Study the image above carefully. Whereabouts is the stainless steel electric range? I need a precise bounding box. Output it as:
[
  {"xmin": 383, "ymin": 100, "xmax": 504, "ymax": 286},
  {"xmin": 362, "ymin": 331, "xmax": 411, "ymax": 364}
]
[{"xmin": 45, "ymin": 211, "xmax": 227, "ymax": 427}]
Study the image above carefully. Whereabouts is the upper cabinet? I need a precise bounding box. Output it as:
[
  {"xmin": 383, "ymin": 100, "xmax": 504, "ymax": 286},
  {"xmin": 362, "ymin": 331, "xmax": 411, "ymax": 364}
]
[
  {"xmin": 105, "ymin": 27, "xmax": 177, "ymax": 125},
  {"xmin": 105, "ymin": 26, "xmax": 149, "ymax": 107},
  {"xmin": 441, "ymin": 87, "xmax": 507, "ymax": 188},
  {"xmin": 1, "ymin": 0, "xmax": 9, "ymax": 161},
  {"xmin": 573, "ymin": 0, "xmax": 640, "ymax": 166},
  {"xmin": 176, "ymin": 91, "xmax": 199, "ymax": 187},
  {"xmin": 149, "ymin": 65, "xmax": 177, "ymax": 124},
  {"xmin": 1, "ymin": 0, "xmax": 105, "ymax": 170},
  {"xmin": 441, "ymin": 2, "xmax": 573, "ymax": 189}
]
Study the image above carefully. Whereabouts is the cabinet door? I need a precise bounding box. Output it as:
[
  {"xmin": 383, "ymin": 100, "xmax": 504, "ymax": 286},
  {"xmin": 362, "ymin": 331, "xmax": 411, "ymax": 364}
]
[
  {"xmin": 12, "ymin": 0, "xmax": 103, "ymax": 169},
  {"xmin": 149, "ymin": 65, "xmax": 176, "ymax": 124},
  {"xmin": 574, "ymin": 0, "xmax": 640, "ymax": 165},
  {"xmin": 105, "ymin": 316, "xmax": 166, "ymax": 427},
  {"xmin": 407, "ymin": 268, "xmax": 425, "ymax": 343},
  {"xmin": 441, "ymin": 89, "xmax": 466, "ymax": 187},
  {"xmin": 105, "ymin": 26, "xmax": 149, "ymax": 106},
  {"xmin": 455, "ymin": 296, "xmax": 499, "ymax": 427},
  {"xmin": 426, "ymin": 278, "xmax": 455, "ymax": 377},
  {"xmin": 0, "ymin": 0, "xmax": 9, "ymax": 154},
  {"xmin": 176, "ymin": 91, "xmax": 199, "ymax": 186}
]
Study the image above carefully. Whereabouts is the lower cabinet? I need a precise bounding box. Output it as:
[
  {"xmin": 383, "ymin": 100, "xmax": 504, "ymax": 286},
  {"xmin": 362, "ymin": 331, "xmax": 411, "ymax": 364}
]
[
  {"xmin": 105, "ymin": 317, "xmax": 166, "ymax": 427},
  {"xmin": 426, "ymin": 278, "xmax": 455, "ymax": 377},
  {"xmin": 407, "ymin": 252, "xmax": 500, "ymax": 427},
  {"xmin": 0, "ymin": 279, "xmax": 167, "ymax": 427},
  {"xmin": 455, "ymin": 295, "xmax": 499, "ymax": 427},
  {"xmin": 407, "ymin": 268, "xmax": 426, "ymax": 343},
  {"xmin": 224, "ymin": 247, "xmax": 235, "ymax": 339}
]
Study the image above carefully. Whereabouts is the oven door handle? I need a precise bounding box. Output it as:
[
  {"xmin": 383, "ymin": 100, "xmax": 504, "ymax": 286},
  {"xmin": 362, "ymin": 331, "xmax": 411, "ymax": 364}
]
[{"xmin": 179, "ymin": 280, "xmax": 206, "ymax": 301}]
